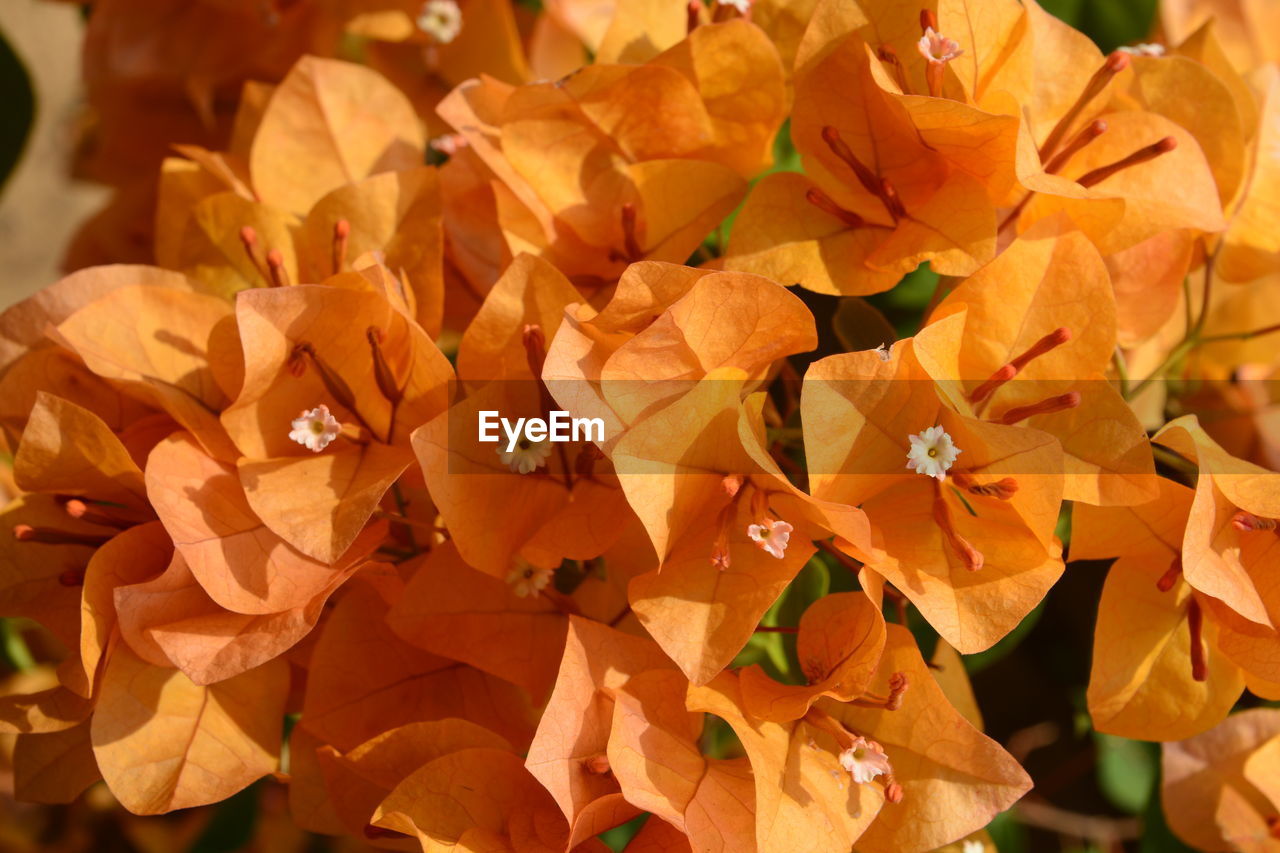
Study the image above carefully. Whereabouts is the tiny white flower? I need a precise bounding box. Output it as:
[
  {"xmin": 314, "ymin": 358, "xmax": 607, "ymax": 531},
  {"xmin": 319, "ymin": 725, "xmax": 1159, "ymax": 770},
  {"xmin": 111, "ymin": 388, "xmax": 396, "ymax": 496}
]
[
  {"xmin": 874, "ymin": 342, "xmax": 892, "ymax": 362},
  {"xmin": 906, "ymin": 424, "xmax": 960, "ymax": 480},
  {"xmin": 719, "ymin": 0, "xmax": 752, "ymax": 13},
  {"xmin": 429, "ymin": 133, "xmax": 468, "ymax": 156},
  {"xmin": 1119, "ymin": 42, "xmax": 1165, "ymax": 57},
  {"xmin": 838, "ymin": 737, "xmax": 893, "ymax": 784},
  {"xmin": 917, "ymin": 27, "xmax": 963, "ymax": 64},
  {"xmin": 507, "ymin": 561, "xmax": 554, "ymax": 597},
  {"xmin": 289, "ymin": 405, "xmax": 341, "ymax": 453},
  {"xmin": 963, "ymin": 841, "xmax": 986, "ymax": 853},
  {"xmin": 747, "ymin": 519, "xmax": 793, "ymax": 559},
  {"xmin": 498, "ymin": 436, "xmax": 553, "ymax": 474},
  {"xmin": 416, "ymin": 0, "xmax": 462, "ymax": 43}
]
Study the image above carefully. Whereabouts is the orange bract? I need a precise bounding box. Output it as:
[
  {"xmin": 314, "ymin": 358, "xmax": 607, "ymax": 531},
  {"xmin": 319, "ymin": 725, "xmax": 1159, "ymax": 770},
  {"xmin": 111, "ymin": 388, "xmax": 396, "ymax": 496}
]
[{"xmin": 1, "ymin": 3, "xmax": 1278, "ymax": 850}]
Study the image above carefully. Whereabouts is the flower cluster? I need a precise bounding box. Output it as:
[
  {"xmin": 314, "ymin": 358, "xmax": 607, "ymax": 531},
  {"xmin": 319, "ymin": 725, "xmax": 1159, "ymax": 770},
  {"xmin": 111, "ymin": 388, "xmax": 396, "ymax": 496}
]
[{"xmin": 1, "ymin": 0, "xmax": 1278, "ymax": 850}]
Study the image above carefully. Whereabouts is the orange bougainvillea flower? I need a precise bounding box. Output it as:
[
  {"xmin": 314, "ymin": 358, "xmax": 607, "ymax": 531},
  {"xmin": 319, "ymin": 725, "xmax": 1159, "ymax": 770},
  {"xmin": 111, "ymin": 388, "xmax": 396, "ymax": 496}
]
[
  {"xmin": 414, "ymin": 254, "xmax": 634, "ymax": 579},
  {"xmin": 1152, "ymin": 416, "xmax": 1280, "ymax": 692},
  {"xmin": 815, "ymin": 626, "xmax": 1032, "ymax": 852},
  {"xmin": 437, "ymin": 20, "xmax": 785, "ymax": 286},
  {"xmin": 1162, "ymin": 708, "xmax": 1280, "ymax": 851},
  {"xmin": 804, "ymin": 336, "xmax": 1065, "ymax": 653},
  {"xmin": 914, "ymin": 224, "xmax": 1158, "ymax": 506},
  {"xmin": 525, "ymin": 618, "xmax": 675, "ymax": 847},
  {"xmin": 612, "ymin": 373, "xmax": 875, "ymax": 683},
  {"xmin": 8, "ymin": 0, "xmax": 1280, "ymax": 842},
  {"xmin": 154, "ymin": 56, "xmax": 449, "ymax": 333},
  {"xmin": 1216, "ymin": 68, "xmax": 1280, "ymax": 285},
  {"xmin": 543, "ymin": 261, "xmax": 817, "ymax": 453},
  {"xmin": 1001, "ymin": 4, "xmax": 1227, "ymax": 254},
  {"xmin": 1073, "ymin": 478, "xmax": 1250, "ymax": 740},
  {"xmin": 723, "ymin": 0, "xmax": 1031, "ymax": 294},
  {"xmin": 1160, "ymin": 0, "xmax": 1280, "ymax": 72},
  {"xmin": 738, "ymin": 591, "xmax": 887, "ymax": 722},
  {"xmin": 55, "ymin": 282, "xmax": 241, "ymax": 462},
  {"xmin": 222, "ymin": 280, "xmax": 453, "ymax": 563},
  {"xmin": 90, "ymin": 645, "xmax": 290, "ymax": 815},
  {"xmin": 343, "ymin": 0, "xmax": 532, "ymax": 135}
]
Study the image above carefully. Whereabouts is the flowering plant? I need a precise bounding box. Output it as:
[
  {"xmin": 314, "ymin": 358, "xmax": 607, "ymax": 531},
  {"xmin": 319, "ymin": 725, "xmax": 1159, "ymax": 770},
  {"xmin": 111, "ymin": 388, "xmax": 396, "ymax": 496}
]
[{"xmin": 1, "ymin": 0, "xmax": 1279, "ymax": 850}]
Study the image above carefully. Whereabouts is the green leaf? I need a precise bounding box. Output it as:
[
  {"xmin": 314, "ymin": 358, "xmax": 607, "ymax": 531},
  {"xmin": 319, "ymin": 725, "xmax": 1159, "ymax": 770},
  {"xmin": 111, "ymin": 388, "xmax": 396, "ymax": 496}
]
[
  {"xmin": 0, "ymin": 618, "xmax": 36, "ymax": 672},
  {"xmin": 733, "ymin": 556, "xmax": 829, "ymax": 683},
  {"xmin": 1094, "ymin": 733, "xmax": 1158, "ymax": 814},
  {"xmin": 1040, "ymin": 0, "xmax": 1159, "ymax": 53},
  {"xmin": 865, "ymin": 264, "xmax": 940, "ymax": 338},
  {"xmin": 0, "ymin": 25, "xmax": 34, "ymax": 192},
  {"xmin": 987, "ymin": 809, "xmax": 1031, "ymax": 853},
  {"xmin": 601, "ymin": 814, "xmax": 650, "ymax": 851}
]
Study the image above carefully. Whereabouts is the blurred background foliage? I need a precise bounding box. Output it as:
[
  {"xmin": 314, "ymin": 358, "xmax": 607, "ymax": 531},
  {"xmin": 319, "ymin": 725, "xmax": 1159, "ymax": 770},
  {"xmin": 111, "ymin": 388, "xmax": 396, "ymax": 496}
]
[{"xmin": 0, "ymin": 0, "xmax": 1247, "ymax": 851}]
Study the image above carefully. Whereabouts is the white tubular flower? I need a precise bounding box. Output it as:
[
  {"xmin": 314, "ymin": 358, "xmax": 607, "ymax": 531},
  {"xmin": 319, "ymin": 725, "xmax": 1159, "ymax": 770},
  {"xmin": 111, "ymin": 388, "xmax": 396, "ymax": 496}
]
[
  {"xmin": 417, "ymin": 0, "xmax": 462, "ymax": 43},
  {"xmin": 497, "ymin": 437, "xmax": 553, "ymax": 474},
  {"xmin": 917, "ymin": 26, "xmax": 963, "ymax": 64},
  {"xmin": 838, "ymin": 737, "xmax": 893, "ymax": 784},
  {"xmin": 289, "ymin": 405, "xmax": 341, "ymax": 453},
  {"xmin": 906, "ymin": 424, "xmax": 960, "ymax": 480},
  {"xmin": 747, "ymin": 519, "xmax": 793, "ymax": 559},
  {"xmin": 507, "ymin": 561, "xmax": 554, "ymax": 598},
  {"xmin": 1119, "ymin": 43, "xmax": 1165, "ymax": 57},
  {"xmin": 963, "ymin": 841, "xmax": 986, "ymax": 853}
]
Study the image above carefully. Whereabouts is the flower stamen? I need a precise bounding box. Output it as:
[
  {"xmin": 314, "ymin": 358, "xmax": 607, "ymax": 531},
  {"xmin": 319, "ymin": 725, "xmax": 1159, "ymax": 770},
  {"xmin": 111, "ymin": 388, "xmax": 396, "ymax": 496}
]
[
  {"xmin": 1157, "ymin": 555, "xmax": 1182, "ymax": 592},
  {"xmin": 1045, "ymin": 120, "xmax": 1108, "ymax": 175},
  {"xmin": 877, "ymin": 45, "xmax": 911, "ymax": 94},
  {"xmin": 1038, "ymin": 51, "xmax": 1130, "ymax": 162},
  {"xmin": 1231, "ymin": 511, "xmax": 1278, "ymax": 532},
  {"xmin": 932, "ymin": 488, "xmax": 984, "ymax": 571},
  {"xmin": 805, "ymin": 187, "xmax": 870, "ymax": 229},
  {"xmin": 608, "ymin": 203, "xmax": 645, "ymax": 264},
  {"xmin": 332, "ymin": 219, "xmax": 350, "ymax": 276},
  {"xmin": 266, "ymin": 248, "xmax": 290, "ymax": 287},
  {"xmin": 994, "ymin": 391, "xmax": 1081, "ymax": 425},
  {"xmin": 63, "ymin": 499, "xmax": 141, "ymax": 530},
  {"xmin": 12, "ymin": 524, "xmax": 112, "ymax": 547},
  {"xmin": 1076, "ymin": 137, "xmax": 1177, "ymax": 188},
  {"xmin": 821, "ymin": 127, "xmax": 906, "ymax": 223},
  {"xmin": 1188, "ymin": 597, "xmax": 1207, "ymax": 682},
  {"xmin": 950, "ymin": 471, "xmax": 1019, "ymax": 500}
]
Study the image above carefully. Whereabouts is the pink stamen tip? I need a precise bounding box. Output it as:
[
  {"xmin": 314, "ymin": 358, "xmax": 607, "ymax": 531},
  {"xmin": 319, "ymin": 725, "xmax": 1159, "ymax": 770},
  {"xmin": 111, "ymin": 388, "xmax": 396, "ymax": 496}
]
[
  {"xmin": 968, "ymin": 364, "xmax": 1018, "ymax": 404},
  {"xmin": 1106, "ymin": 50, "xmax": 1131, "ymax": 73},
  {"xmin": 1156, "ymin": 556, "xmax": 1182, "ymax": 592},
  {"xmin": 1009, "ymin": 327, "xmax": 1072, "ymax": 371},
  {"xmin": 996, "ymin": 392, "xmax": 1081, "ymax": 425}
]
